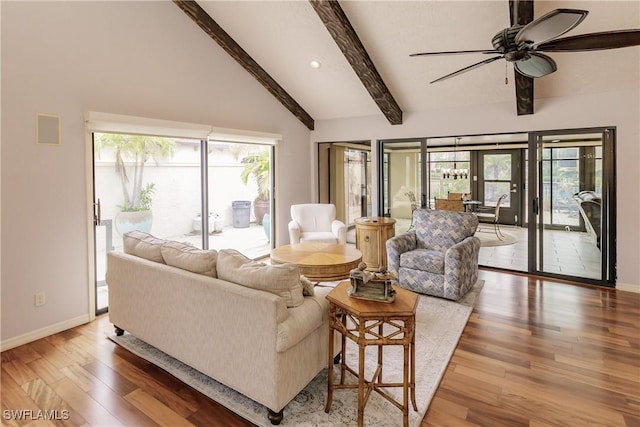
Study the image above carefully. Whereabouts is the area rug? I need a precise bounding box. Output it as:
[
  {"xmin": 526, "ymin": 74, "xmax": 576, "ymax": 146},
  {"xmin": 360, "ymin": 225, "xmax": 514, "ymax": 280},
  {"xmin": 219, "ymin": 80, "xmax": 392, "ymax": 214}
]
[
  {"xmin": 475, "ymin": 230, "xmax": 517, "ymax": 247},
  {"xmin": 110, "ymin": 280, "xmax": 484, "ymax": 427}
]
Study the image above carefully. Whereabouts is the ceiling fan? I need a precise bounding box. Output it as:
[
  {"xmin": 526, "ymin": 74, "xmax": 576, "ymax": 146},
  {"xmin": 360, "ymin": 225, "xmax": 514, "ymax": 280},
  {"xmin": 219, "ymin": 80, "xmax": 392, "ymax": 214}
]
[{"xmin": 410, "ymin": 2, "xmax": 640, "ymax": 87}]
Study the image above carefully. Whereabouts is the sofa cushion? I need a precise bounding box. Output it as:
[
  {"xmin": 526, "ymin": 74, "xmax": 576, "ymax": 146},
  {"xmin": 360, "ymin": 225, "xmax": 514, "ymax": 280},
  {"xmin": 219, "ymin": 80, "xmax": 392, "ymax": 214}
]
[
  {"xmin": 122, "ymin": 231, "xmax": 166, "ymax": 263},
  {"xmin": 160, "ymin": 241, "xmax": 218, "ymax": 278},
  {"xmin": 299, "ymin": 231, "xmax": 339, "ymax": 244},
  {"xmin": 217, "ymin": 249, "xmax": 304, "ymax": 308}
]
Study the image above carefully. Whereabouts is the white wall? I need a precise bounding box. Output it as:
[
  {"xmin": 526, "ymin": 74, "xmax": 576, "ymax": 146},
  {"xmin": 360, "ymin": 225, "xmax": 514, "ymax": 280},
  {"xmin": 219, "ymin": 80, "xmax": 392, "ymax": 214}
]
[
  {"xmin": 1, "ymin": 1, "xmax": 312, "ymax": 347},
  {"xmin": 312, "ymin": 89, "xmax": 640, "ymax": 292}
]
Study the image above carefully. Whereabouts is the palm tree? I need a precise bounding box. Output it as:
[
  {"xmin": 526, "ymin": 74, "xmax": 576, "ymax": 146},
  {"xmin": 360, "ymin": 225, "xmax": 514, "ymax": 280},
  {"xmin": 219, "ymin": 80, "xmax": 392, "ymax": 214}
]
[
  {"xmin": 95, "ymin": 133, "xmax": 175, "ymax": 211},
  {"xmin": 240, "ymin": 150, "xmax": 270, "ymax": 202},
  {"xmin": 240, "ymin": 149, "xmax": 271, "ymax": 225}
]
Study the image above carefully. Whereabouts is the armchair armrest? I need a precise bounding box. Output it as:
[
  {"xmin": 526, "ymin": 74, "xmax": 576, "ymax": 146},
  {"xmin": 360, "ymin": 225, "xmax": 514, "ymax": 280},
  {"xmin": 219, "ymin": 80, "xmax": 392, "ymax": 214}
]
[
  {"xmin": 331, "ymin": 220, "xmax": 347, "ymax": 245},
  {"xmin": 444, "ymin": 236, "xmax": 481, "ymax": 283},
  {"xmin": 385, "ymin": 231, "xmax": 417, "ymax": 277},
  {"xmin": 288, "ymin": 220, "xmax": 301, "ymax": 244}
]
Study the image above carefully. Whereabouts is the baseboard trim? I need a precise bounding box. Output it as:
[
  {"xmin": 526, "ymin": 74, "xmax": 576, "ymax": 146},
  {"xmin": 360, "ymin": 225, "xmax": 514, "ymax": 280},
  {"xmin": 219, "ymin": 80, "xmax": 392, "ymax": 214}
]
[
  {"xmin": 616, "ymin": 282, "xmax": 640, "ymax": 293},
  {"xmin": 1, "ymin": 314, "xmax": 91, "ymax": 352}
]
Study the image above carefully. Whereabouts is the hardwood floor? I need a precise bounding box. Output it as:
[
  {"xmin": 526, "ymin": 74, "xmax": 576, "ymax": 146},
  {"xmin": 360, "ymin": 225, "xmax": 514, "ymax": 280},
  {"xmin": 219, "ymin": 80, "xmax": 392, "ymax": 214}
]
[{"xmin": 2, "ymin": 270, "xmax": 638, "ymax": 426}]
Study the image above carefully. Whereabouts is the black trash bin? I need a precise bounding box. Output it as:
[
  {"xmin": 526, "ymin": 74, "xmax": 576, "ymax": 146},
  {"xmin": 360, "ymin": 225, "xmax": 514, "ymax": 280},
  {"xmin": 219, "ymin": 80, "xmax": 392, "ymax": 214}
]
[{"xmin": 232, "ymin": 201, "xmax": 251, "ymax": 228}]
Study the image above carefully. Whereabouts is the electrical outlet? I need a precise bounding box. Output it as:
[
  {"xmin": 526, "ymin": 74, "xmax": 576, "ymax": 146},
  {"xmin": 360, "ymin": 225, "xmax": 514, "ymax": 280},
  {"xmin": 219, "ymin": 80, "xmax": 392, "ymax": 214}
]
[{"xmin": 35, "ymin": 292, "xmax": 45, "ymax": 307}]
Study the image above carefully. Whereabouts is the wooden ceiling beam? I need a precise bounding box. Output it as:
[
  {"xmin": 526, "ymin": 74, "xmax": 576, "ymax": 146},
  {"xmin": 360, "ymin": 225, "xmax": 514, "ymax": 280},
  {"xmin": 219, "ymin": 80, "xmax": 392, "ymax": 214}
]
[
  {"xmin": 309, "ymin": 0, "xmax": 403, "ymax": 125},
  {"xmin": 510, "ymin": 0, "xmax": 534, "ymax": 115},
  {"xmin": 173, "ymin": 0, "xmax": 315, "ymax": 130}
]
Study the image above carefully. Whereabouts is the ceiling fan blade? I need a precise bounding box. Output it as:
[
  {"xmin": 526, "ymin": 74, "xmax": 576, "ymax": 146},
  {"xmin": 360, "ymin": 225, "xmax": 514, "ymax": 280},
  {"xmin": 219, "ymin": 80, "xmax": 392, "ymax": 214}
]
[
  {"xmin": 430, "ymin": 56, "xmax": 503, "ymax": 84},
  {"xmin": 515, "ymin": 9, "xmax": 588, "ymax": 46},
  {"xmin": 410, "ymin": 49, "xmax": 500, "ymax": 57},
  {"xmin": 536, "ymin": 29, "xmax": 640, "ymax": 52},
  {"xmin": 514, "ymin": 52, "xmax": 557, "ymax": 78},
  {"xmin": 510, "ymin": 0, "xmax": 533, "ymax": 26}
]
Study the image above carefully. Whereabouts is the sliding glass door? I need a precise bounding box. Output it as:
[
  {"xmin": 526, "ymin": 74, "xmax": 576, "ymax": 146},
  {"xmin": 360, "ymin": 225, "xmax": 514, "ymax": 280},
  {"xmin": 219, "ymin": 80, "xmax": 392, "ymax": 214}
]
[
  {"xmin": 317, "ymin": 142, "xmax": 372, "ymax": 227},
  {"xmin": 380, "ymin": 139, "xmax": 424, "ymax": 233},
  {"xmin": 93, "ymin": 133, "xmax": 274, "ymax": 314},
  {"xmin": 377, "ymin": 129, "xmax": 615, "ymax": 286},
  {"xmin": 529, "ymin": 129, "xmax": 615, "ymax": 284}
]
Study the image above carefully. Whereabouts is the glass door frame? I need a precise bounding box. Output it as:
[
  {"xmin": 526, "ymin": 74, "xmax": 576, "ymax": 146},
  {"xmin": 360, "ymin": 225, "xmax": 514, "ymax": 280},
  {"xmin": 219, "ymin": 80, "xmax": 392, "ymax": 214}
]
[{"xmin": 528, "ymin": 127, "xmax": 616, "ymax": 286}]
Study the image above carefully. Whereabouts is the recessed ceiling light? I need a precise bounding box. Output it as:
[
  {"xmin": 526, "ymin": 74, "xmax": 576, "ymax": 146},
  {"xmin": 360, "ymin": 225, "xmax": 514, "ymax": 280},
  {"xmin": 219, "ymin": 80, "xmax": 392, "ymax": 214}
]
[{"xmin": 309, "ymin": 60, "xmax": 321, "ymax": 69}]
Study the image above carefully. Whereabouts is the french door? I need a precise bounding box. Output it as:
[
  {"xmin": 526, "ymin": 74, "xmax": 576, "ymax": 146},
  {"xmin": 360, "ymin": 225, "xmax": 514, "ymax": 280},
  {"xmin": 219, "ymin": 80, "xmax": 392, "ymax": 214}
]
[{"xmin": 477, "ymin": 150, "xmax": 521, "ymax": 225}]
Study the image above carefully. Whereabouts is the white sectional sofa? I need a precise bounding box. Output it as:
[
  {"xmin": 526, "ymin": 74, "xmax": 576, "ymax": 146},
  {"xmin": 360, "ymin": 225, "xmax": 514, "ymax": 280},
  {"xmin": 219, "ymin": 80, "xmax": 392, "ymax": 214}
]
[{"xmin": 106, "ymin": 231, "xmax": 338, "ymax": 425}]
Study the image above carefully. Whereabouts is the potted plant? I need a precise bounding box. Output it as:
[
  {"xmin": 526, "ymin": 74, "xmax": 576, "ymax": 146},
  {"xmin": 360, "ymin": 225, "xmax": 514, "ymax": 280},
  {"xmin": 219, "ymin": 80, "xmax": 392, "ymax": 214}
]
[
  {"xmin": 95, "ymin": 133, "xmax": 174, "ymax": 236},
  {"xmin": 240, "ymin": 150, "xmax": 271, "ymax": 225}
]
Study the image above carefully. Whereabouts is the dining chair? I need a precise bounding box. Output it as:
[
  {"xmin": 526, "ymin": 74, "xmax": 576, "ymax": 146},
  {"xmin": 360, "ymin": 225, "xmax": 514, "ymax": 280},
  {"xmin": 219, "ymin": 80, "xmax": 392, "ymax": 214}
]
[
  {"xmin": 435, "ymin": 198, "xmax": 464, "ymax": 212},
  {"xmin": 475, "ymin": 194, "xmax": 508, "ymax": 240},
  {"xmin": 405, "ymin": 191, "xmax": 420, "ymax": 230}
]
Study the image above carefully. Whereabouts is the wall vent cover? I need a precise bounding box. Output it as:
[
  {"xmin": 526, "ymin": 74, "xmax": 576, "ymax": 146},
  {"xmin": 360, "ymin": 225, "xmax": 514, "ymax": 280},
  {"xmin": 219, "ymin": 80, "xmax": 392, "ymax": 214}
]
[{"xmin": 36, "ymin": 114, "xmax": 61, "ymax": 145}]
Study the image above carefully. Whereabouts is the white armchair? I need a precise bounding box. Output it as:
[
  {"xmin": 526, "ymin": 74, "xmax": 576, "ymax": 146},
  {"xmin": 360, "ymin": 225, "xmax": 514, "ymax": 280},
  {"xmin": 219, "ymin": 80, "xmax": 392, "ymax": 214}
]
[{"xmin": 288, "ymin": 204, "xmax": 347, "ymax": 245}]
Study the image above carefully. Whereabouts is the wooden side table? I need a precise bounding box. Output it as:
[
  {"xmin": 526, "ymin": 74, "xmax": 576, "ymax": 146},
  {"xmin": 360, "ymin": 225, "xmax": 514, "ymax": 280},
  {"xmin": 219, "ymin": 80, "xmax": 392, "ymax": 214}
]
[
  {"xmin": 325, "ymin": 281, "xmax": 418, "ymax": 427},
  {"xmin": 354, "ymin": 217, "xmax": 396, "ymax": 271},
  {"xmin": 270, "ymin": 243, "xmax": 362, "ymax": 281}
]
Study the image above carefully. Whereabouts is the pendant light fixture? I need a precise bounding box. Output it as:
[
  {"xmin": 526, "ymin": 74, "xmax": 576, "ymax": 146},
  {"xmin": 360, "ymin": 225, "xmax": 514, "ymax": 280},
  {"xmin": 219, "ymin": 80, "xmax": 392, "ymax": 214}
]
[{"xmin": 442, "ymin": 137, "xmax": 468, "ymax": 180}]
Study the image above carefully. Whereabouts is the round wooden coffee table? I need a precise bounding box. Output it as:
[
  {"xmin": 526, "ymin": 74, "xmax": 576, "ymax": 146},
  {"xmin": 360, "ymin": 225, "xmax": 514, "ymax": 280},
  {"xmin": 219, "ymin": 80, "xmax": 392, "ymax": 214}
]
[{"xmin": 270, "ymin": 243, "xmax": 362, "ymax": 281}]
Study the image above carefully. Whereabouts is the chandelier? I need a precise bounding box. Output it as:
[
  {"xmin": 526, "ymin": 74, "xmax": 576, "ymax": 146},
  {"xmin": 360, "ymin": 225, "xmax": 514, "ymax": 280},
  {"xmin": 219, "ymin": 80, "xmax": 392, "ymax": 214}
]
[{"xmin": 442, "ymin": 138, "xmax": 468, "ymax": 180}]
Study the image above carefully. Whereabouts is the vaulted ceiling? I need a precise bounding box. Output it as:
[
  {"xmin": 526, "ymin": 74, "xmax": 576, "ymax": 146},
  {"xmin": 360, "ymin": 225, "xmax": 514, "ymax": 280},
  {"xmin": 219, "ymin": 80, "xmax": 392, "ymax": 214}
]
[{"xmin": 177, "ymin": 1, "xmax": 640, "ymax": 130}]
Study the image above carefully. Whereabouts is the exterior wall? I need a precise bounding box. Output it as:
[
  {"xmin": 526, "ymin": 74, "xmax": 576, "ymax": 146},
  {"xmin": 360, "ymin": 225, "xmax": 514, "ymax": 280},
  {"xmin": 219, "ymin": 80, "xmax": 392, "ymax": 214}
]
[
  {"xmin": 312, "ymin": 89, "xmax": 640, "ymax": 292},
  {"xmin": 94, "ymin": 141, "xmax": 263, "ymax": 245},
  {"xmin": 1, "ymin": 1, "xmax": 312, "ymax": 347}
]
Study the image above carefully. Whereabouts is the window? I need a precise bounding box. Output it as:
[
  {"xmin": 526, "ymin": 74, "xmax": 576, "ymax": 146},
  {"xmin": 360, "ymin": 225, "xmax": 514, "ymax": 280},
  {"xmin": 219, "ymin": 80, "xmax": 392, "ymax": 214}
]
[
  {"xmin": 429, "ymin": 151, "xmax": 470, "ymax": 199},
  {"xmin": 483, "ymin": 153, "xmax": 511, "ymax": 207}
]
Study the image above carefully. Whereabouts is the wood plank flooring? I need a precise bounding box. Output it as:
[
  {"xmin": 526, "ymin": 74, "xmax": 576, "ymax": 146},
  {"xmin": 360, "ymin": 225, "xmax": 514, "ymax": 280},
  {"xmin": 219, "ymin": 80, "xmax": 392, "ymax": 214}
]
[{"xmin": 2, "ymin": 270, "xmax": 638, "ymax": 426}]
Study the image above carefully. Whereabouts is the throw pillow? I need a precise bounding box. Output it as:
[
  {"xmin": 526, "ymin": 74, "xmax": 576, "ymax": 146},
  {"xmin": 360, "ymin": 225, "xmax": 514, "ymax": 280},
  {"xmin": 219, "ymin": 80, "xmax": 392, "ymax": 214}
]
[
  {"xmin": 160, "ymin": 241, "xmax": 218, "ymax": 278},
  {"xmin": 217, "ymin": 249, "xmax": 304, "ymax": 308},
  {"xmin": 122, "ymin": 230, "xmax": 166, "ymax": 263},
  {"xmin": 300, "ymin": 275, "xmax": 315, "ymax": 296}
]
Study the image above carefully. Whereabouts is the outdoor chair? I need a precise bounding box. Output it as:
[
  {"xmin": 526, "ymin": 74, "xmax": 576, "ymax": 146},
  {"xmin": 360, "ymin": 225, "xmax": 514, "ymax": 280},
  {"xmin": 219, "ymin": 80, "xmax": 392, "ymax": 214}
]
[{"xmin": 386, "ymin": 209, "xmax": 480, "ymax": 301}]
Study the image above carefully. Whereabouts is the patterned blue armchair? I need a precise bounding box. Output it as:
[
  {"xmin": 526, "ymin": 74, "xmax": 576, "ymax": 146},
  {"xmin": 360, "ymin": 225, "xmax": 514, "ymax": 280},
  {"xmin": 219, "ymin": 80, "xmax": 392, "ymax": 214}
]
[{"xmin": 386, "ymin": 209, "xmax": 480, "ymax": 301}]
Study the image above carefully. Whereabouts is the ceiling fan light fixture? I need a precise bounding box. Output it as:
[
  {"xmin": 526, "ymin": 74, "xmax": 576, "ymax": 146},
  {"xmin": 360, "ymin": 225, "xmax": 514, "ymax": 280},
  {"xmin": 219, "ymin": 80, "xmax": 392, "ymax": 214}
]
[{"xmin": 515, "ymin": 53, "xmax": 557, "ymax": 78}]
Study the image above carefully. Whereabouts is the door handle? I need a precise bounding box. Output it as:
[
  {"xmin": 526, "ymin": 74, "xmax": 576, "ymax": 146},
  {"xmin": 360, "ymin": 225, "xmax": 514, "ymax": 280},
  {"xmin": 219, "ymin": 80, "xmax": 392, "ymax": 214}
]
[
  {"xmin": 94, "ymin": 198, "xmax": 101, "ymax": 226},
  {"xmin": 532, "ymin": 197, "xmax": 539, "ymax": 215}
]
